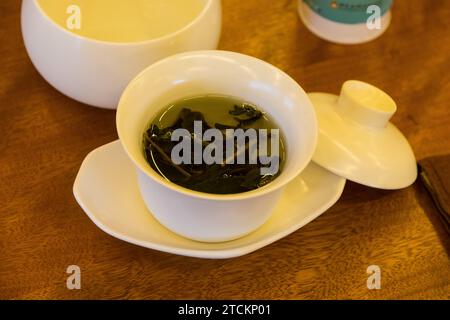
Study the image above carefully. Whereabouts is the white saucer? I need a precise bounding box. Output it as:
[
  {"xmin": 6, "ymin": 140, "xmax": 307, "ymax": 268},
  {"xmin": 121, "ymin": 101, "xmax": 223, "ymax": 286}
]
[{"xmin": 73, "ymin": 141, "xmax": 346, "ymax": 259}]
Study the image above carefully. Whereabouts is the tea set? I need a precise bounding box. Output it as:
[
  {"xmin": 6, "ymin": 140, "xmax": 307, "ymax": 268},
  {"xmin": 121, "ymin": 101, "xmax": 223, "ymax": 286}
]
[{"xmin": 21, "ymin": 0, "xmax": 415, "ymax": 258}]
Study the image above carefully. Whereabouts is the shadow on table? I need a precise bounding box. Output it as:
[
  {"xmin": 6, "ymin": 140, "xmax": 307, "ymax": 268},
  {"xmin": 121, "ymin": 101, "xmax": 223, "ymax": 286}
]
[
  {"xmin": 415, "ymin": 182, "xmax": 450, "ymax": 259},
  {"xmin": 339, "ymin": 181, "xmax": 392, "ymax": 205}
]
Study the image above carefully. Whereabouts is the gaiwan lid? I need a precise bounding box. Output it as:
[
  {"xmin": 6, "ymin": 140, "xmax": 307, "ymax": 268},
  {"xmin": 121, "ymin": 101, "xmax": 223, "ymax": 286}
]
[{"xmin": 309, "ymin": 80, "xmax": 417, "ymax": 190}]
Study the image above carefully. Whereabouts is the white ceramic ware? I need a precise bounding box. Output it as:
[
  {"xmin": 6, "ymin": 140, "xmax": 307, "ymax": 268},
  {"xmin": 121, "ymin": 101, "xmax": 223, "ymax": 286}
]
[
  {"xmin": 298, "ymin": 0, "xmax": 391, "ymax": 45},
  {"xmin": 73, "ymin": 141, "xmax": 345, "ymax": 259},
  {"xmin": 309, "ymin": 80, "xmax": 417, "ymax": 190},
  {"xmin": 116, "ymin": 50, "xmax": 318, "ymax": 242},
  {"xmin": 21, "ymin": 0, "xmax": 222, "ymax": 109}
]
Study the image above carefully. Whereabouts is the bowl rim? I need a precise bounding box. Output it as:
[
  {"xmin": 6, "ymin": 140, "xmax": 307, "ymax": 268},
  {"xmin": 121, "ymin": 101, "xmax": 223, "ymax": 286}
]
[
  {"xmin": 116, "ymin": 50, "xmax": 318, "ymax": 201},
  {"xmin": 31, "ymin": 0, "xmax": 217, "ymax": 46}
]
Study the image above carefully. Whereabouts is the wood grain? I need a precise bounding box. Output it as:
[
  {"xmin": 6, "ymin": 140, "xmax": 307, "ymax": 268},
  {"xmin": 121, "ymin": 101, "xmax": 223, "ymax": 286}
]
[{"xmin": 0, "ymin": 0, "xmax": 449, "ymax": 300}]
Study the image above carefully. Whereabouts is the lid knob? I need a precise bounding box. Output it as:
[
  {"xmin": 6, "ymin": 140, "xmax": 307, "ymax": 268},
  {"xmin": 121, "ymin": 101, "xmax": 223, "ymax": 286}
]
[{"xmin": 337, "ymin": 80, "xmax": 397, "ymax": 128}]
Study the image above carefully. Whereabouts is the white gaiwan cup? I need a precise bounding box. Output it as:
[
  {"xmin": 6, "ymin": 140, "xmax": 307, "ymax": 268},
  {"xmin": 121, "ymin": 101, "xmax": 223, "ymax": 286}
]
[
  {"xmin": 116, "ymin": 51, "xmax": 318, "ymax": 242},
  {"xmin": 21, "ymin": 0, "xmax": 222, "ymax": 109}
]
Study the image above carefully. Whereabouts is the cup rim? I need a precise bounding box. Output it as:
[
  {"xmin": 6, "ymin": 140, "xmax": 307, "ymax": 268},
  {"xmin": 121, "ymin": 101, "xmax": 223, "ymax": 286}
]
[
  {"xmin": 32, "ymin": 0, "xmax": 216, "ymax": 46},
  {"xmin": 117, "ymin": 50, "xmax": 317, "ymax": 201}
]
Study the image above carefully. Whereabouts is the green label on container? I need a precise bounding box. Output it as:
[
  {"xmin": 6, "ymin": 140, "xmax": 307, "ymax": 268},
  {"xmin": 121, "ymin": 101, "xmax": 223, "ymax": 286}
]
[{"xmin": 304, "ymin": 0, "xmax": 392, "ymax": 24}]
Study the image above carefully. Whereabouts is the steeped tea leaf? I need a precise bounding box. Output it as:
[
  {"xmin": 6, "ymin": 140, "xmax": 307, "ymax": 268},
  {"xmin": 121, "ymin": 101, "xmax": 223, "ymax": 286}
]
[{"xmin": 143, "ymin": 95, "xmax": 285, "ymax": 195}]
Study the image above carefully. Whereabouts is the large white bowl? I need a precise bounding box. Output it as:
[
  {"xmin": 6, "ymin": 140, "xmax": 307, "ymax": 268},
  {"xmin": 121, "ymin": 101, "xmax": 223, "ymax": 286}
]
[
  {"xmin": 21, "ymin": 0, "xmax": 222, "ymax": 109},
  {"xmin": 116, "ymin": 50, "xmax": 318, "ymax": 242}
]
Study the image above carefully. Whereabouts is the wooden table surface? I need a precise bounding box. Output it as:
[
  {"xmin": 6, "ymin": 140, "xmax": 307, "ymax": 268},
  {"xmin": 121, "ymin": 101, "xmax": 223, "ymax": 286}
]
[{"xmin": 1, "ymin": 0, "xmax": 449, "ymax": 300}]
